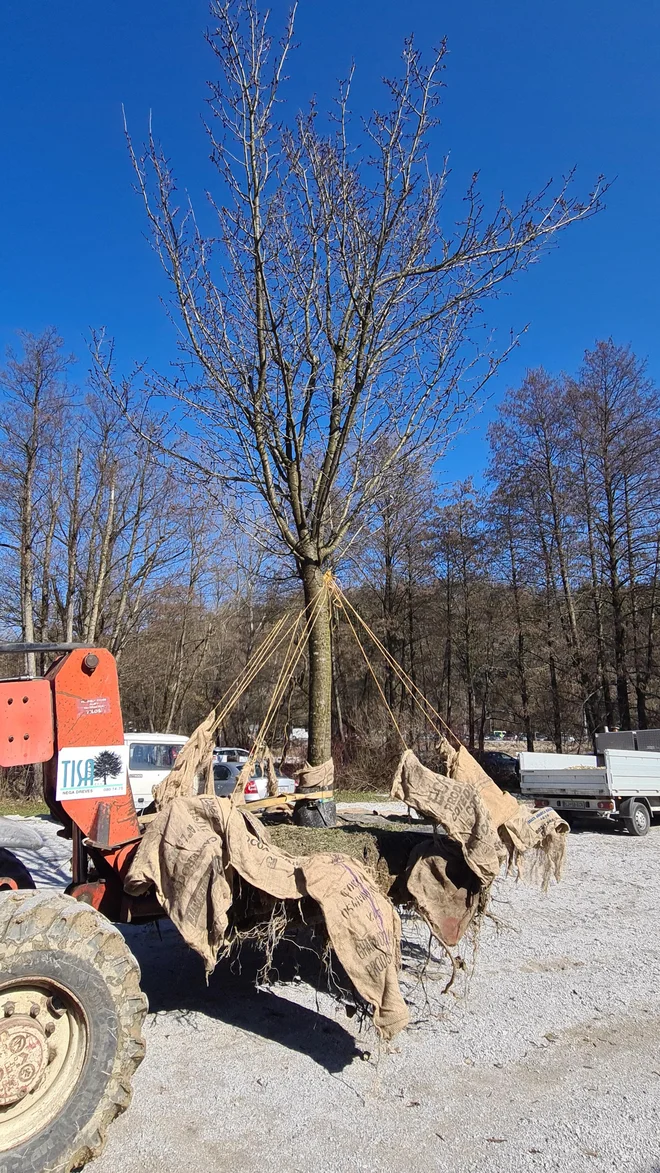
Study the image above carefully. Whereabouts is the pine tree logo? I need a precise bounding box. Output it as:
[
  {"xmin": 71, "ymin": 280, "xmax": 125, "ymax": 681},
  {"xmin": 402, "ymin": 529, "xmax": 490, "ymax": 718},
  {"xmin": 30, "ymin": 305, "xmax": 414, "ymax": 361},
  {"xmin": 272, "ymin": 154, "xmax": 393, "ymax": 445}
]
[{"xmin": 93, "ymin": 750, "xmax": 123, "ymax": 785}]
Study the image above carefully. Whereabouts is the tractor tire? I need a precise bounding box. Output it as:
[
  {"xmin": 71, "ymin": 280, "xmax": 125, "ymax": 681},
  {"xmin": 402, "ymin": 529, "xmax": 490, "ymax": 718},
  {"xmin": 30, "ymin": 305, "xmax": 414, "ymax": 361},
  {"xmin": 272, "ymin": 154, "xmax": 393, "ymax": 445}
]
[
  {"xmin": 0, "ymin": 890, "xmax": 147, "ymax": 1173},
  {"xmin": 0, "ymin": 849, "xmax": 36, "ymax": 891},
  {"xmin": 621, "ymin": 799, "xmax": 651, "ymax": 837}
]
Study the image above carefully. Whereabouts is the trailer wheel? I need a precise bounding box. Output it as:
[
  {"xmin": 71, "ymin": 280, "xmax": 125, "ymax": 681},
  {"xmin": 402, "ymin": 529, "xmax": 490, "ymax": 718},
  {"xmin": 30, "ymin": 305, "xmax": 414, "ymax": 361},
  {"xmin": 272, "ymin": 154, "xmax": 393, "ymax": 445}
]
[
  {"xmin": 0, "ymin": 849, "xmax": 36, "ymax": 891},
  {"xmin": 620, "ymin": 799, "xmax": 651, "ymax": 837},
  {"xmin": 0, "ymin": 890, "xmax": 147, "ymax": 1173}
]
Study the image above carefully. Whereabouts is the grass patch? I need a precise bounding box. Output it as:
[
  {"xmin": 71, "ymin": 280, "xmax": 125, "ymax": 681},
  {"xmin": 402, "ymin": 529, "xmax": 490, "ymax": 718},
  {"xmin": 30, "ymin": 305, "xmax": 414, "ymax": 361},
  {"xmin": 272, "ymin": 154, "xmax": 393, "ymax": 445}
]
[
  {"xmin": 267, "ymin": 821, "xmax": 426, "ymax": 894},
  {"xmin": 334, "ymin": 790, "xmax": 390, "ymax": 804},
  {"xmin": 0, "ymin": 798, "xmax": 49, "ymax": 818}
]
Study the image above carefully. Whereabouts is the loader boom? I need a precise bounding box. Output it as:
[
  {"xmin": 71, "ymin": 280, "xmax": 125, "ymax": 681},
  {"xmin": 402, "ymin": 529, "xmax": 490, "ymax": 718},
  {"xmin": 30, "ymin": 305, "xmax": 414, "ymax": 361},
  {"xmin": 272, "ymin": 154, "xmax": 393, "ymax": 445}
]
[{"xmin": 0, "ymin": 644, "xmax": 143, "ymax": 916}]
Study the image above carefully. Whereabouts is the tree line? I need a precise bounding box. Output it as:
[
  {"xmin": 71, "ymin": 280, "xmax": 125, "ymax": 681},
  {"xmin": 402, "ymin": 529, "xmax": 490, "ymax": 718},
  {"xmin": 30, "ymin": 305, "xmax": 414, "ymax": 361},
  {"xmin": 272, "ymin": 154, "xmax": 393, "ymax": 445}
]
[{"xmin": 2, "ymin": 330, "xmax": 657, "ymax": 794}]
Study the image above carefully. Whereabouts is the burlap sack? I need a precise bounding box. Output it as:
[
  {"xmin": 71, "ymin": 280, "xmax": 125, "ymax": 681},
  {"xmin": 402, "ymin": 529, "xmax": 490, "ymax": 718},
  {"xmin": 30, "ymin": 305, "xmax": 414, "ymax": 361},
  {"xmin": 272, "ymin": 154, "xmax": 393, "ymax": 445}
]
[
  {"xmin": 405, "ymin": 838, "xmax": 481, "ymax": 946},
  {"xmin": 391, "ymin": 749, "xmax": 507, "ymax": 885},
  {"xmin": 125, "ymin": 795, "xmax": 409, "ymax": 1040},
  {"xmin": 126, "ymin": 796, "xmax": 234, "ymax": 964},
  {"xmin": 301, "ymin": 853, "xmax": 408, "ymax": 1038},
  {"xmin": 450, "ymin": 744, "xmax": 520, "ymax": 826},
  {"xmin": 295, "ymin": 758, "xmax": 334, "ymax": 794},
  {"xmin": 499, "ymin": 804, "xmax": 569, "ymax": 889},
  {"xmin": 153, "ymin": 713, "xmax": 216, "ymax": 808},
  {"xmin": 391, "ymin": 745, "xmax": 569, "ymax": 891},
  {"xmin": 442, "ymin": 738, "xmax": 569, "ymax": 887}
]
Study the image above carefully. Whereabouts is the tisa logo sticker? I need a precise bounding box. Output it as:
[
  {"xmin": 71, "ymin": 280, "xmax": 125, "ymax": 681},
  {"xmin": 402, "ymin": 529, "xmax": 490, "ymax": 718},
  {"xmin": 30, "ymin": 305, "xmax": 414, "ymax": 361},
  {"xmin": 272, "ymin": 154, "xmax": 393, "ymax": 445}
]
[{"xmin": 56, "ymin": 744, "xmax": 128, "ymax": 801}]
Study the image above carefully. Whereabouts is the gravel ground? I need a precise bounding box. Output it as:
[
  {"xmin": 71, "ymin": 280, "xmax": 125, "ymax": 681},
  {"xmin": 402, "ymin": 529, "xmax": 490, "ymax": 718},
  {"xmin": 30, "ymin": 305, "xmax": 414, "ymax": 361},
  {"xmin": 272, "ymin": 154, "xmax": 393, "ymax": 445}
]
[{"xmin": 5, "ymin": 809, "xmax": 660, "ymax": 1172}]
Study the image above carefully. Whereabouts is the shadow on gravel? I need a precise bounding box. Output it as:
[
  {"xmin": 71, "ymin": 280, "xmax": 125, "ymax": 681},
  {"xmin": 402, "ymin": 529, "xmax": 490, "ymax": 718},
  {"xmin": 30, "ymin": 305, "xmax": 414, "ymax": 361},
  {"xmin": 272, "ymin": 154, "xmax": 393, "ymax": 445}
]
[
  {"xmin": 566, "ymin": 818, "xmax": 659, "ymax": 835},
  {"xmin": 565, "ymin": 819, "xmax": 622, "ymax": 835},
  {"xmin": 124, "ymin": 920, "xmax": 364, "ymax": 1074}
]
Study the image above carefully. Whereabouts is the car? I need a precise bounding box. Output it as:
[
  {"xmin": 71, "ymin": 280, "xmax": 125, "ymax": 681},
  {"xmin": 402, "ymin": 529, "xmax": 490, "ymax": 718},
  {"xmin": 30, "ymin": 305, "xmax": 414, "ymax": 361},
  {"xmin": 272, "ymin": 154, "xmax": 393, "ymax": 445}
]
[
  {"xmin": 125, "ymin": 732, "xmax": 190, "ymax": 812},
  {"xmin": 473, "ymin": 749, "xmax": 520, "ymax": 790},
  {"xmin": 213, "ymin": 759, "xmax": 296, "ymax": 802},
  {"xmin": 212, "ymin": 745, "xmax": 250, "ymax": 764}
]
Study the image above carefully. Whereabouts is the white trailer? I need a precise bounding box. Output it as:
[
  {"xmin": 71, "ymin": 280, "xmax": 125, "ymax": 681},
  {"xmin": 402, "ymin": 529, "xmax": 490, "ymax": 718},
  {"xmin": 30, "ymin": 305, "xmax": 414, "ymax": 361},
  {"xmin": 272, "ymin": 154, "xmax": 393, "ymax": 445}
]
[{"xmin": 519, "ymin": 748, "xmax": 660, "ymax": 836}]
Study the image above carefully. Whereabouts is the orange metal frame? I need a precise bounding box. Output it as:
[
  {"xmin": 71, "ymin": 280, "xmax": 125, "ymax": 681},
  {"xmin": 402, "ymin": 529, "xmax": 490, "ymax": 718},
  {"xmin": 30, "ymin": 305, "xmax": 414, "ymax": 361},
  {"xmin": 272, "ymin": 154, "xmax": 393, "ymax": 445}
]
[{"xmin": 0, "ymin": 648, "xmax": 146, "ymax": 919}]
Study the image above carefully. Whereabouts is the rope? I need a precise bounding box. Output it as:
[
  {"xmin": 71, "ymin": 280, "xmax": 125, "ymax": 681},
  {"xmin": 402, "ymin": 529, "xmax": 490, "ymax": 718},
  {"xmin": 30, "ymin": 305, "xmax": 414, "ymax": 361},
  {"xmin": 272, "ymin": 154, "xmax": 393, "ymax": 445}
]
[
  {"xmin": 253, "ymin": 584, "xmax": 330, "ymax": 750},
  {"xmin": 207, "ymin": 608, "xmax": 305, "ymax": 738},
  {"xmin": 334, "ymin": 593, "xmax": 407, "ymax": 750},
  {"xmin": 232, "ymin": 581, "xmax": 331, "ymax": 802},
  {"xmin": 329, "ymin": 578, "xmax": 460, "ymax": 748}
]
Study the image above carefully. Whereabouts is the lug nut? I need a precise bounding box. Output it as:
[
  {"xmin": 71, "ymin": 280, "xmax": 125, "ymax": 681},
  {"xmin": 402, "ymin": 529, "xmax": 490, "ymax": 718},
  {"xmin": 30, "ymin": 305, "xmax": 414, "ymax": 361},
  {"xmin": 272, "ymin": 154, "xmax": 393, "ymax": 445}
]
[
  {"xmin": 29, "ymin": 1003, "xmax": 40, "ymax": 1018},
  {"xmin": 44, "ymin": 1022, "xmax": 56, "ymax": 1037},
  {"xmin": 3, "ymin": 1002, "xmax": 15, "ymax": 1017}
]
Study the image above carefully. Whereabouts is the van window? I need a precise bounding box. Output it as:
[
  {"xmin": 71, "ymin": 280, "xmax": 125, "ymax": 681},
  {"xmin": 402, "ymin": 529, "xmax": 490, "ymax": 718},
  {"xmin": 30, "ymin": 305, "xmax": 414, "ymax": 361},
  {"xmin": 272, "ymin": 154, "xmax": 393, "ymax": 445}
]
[{"xmin": 129, "ymin": 743, "xmax": 182, "ymax": 770}]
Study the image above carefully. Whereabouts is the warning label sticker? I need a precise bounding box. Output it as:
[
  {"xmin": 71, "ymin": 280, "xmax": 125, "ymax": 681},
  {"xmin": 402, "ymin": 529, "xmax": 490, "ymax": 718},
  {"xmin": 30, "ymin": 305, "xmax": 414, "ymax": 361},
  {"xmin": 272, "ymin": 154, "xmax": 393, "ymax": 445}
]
[
  {"xmin": 56, "ymin": 744, "xmax": 128, "ymax": 801},
  {"xmin": 76, "ymin": 697, "xmax": 111, "ymax": 717}
]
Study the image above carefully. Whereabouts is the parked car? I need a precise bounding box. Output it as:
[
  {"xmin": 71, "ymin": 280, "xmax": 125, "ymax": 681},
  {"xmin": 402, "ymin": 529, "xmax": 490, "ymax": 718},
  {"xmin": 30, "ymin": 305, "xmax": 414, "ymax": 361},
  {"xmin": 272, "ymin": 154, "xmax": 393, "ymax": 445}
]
[
  {"xmin": 213, "ymin": 759, "xmax": 296, "ymax": 802},
  {"xmin": 520, "ymin": 738, "xmax": 660, "ymax": 835},
  {"xmin": 212, "ymin": 746, "xmax": 250, "ymax": 764},
  {"xmin": 472, "ymin": 749, "xmax": 520, "ymax": 790},
  {"xmin": 125, "ymin": 732, "xmax": 190, "ymax": 812}
]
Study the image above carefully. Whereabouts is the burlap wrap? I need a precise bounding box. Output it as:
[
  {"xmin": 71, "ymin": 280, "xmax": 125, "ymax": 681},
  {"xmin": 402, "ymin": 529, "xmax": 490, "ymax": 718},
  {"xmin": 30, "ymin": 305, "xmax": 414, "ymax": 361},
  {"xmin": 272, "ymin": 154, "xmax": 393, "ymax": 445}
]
[
  {"xmin": 126, "ymin": 738, "xmax": 568, "ymax": 1039},
  {"xmin": 125, "ymin": 795, "xmax": 409, "ymax": 1040}
]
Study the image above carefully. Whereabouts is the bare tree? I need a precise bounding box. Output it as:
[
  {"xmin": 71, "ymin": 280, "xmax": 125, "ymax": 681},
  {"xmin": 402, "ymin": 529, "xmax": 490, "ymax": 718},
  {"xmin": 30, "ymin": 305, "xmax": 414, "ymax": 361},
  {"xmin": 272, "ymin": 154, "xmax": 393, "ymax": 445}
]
[
  {"xmin": 96, "ymin": 0, "xmax": 603, "ymax": 803},
  {"xmin": 565, "ymin": 341, "xmax": 660, "ymax": 728},
  {"xmin": 0, "ymin": 330, "xmax": 73, "ymax": 674},
  {"xmin": 0, "ymin": 331, "xmax": 198, "ymax": 678}
]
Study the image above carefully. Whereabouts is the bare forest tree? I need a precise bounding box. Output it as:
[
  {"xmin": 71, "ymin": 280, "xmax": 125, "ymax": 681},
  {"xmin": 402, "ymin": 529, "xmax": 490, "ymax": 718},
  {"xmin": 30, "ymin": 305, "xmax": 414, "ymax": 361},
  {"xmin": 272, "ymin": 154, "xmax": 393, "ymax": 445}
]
[
  {"xmin": 0, "ymin": 330, "xmax": 73, "ymax": 676},
  {"xmin": 0, "ymin": 330, "xmax": 201, "ymax": 677},
  {"xmin": 96, "ymin": 0, "xmax": 604, "ymax": 803},
  {"xmin": 488, "ymin": 341, "xmax": 660, "ymax": 738}
]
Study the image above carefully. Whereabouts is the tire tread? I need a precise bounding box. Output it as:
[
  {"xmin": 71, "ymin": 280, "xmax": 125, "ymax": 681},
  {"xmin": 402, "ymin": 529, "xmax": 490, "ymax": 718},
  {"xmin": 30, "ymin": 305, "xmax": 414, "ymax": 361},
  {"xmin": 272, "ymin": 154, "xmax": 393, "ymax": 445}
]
[{"xmin": 0, "ymin": 890, "xmax": 147, "ymax": 1173}]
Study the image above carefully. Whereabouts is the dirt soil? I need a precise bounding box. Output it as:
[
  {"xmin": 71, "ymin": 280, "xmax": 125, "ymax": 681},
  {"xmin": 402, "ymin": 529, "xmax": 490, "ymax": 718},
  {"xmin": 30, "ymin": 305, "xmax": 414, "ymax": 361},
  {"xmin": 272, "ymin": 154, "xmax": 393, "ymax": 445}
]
[
  {"xmin": 6, "ymin": 806, "xmax": 660, "ymax": 1172},
  {"xmin": 266, "ymin": 817, "xmax": 429, "ymax": 895}
]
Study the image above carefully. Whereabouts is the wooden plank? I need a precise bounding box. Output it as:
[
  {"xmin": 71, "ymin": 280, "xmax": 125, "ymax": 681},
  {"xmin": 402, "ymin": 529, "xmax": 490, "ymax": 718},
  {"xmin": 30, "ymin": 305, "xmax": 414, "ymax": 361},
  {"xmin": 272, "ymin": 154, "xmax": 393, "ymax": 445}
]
[
  {"xmin": 138, "ymin": 789, "xmax": 334, "ymax": 821},
  {"xmin": 232, "ymin": 789, "xmax": 333, "ymax": 810}
]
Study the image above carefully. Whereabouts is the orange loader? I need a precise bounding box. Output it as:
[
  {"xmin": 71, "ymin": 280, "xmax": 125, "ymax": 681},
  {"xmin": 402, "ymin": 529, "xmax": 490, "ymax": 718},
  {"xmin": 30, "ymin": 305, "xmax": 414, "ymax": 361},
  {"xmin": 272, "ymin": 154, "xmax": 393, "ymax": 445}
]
[{"xmin": 0, "ymin": 643, "xmax": 157, "ymax": 1173}]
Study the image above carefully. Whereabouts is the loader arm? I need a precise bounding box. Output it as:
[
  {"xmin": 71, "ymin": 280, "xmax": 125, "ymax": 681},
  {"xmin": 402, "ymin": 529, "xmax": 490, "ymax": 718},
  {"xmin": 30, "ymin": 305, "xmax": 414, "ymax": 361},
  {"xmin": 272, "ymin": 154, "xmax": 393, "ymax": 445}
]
[{"xmin": 0, "ymin": 644, "xmax": 144, "ymax": 916}]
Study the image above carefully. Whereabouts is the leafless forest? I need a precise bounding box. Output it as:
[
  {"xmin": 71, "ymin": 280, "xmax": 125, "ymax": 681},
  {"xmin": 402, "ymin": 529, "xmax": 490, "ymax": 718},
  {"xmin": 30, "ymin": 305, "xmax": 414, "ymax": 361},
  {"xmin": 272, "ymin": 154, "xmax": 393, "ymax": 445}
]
[{"xmin": 1, "ymin": 328, "xmax": 658, "ymax": 792}]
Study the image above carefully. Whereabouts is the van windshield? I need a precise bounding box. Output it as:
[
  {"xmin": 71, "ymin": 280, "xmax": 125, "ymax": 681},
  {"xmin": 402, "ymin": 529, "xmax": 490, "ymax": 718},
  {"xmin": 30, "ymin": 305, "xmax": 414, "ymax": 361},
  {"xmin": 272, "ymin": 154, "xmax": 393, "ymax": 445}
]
[{"xmin": 129, "ymin": 743, "xmax": 182, "ymax": 770}]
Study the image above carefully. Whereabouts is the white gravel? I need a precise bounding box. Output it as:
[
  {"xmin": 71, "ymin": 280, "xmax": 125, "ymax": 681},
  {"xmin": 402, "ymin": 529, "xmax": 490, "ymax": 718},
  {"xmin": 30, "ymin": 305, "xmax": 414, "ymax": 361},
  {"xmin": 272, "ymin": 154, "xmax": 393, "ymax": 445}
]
[{"xmin": 6, "ymin": 811, "xmax": 660, "ymax": 1172}]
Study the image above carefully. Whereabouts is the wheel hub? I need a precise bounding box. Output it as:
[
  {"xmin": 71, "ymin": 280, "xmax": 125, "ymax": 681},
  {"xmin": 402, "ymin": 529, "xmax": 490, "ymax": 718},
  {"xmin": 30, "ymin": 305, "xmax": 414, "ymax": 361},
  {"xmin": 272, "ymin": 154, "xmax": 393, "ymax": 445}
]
[
  {"xmin": 0, "ymin": 1014, "xmax": 49, "ymax": 1106},
  {"xmin": 0, "ymin": 983, "xmax": 88, "ymax": 1149}
]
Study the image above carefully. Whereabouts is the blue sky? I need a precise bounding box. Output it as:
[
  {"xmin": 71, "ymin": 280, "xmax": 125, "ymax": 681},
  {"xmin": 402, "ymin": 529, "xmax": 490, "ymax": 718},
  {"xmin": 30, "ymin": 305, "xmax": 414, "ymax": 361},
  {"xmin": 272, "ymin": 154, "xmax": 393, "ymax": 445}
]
[{"xmin": 1, "ymin": 0, "xmax": 658, "ymax": 483}]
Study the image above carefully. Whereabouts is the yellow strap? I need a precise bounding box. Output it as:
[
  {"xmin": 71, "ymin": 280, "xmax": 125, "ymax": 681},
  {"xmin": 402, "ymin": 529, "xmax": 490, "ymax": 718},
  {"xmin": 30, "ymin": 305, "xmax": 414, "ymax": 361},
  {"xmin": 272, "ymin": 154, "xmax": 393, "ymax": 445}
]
[{"xmin": 232, "ymin": 788, "xmax": 334, "ymax": 811}]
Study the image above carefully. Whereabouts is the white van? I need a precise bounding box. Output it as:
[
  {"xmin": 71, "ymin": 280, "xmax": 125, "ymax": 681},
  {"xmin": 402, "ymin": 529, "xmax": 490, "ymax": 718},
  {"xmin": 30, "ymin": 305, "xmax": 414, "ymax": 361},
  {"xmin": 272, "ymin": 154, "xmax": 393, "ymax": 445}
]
[{"xmin": 124, "ymin": 732, "xmax": 189, "ymax": 813}]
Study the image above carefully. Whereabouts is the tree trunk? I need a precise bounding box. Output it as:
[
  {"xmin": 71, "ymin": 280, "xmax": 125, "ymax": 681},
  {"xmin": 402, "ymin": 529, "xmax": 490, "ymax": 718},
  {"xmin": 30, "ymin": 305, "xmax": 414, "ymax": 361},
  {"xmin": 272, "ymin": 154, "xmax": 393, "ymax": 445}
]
[
  {"xmin": 382, "ymin": 504, "xmax": 396, "ymax": 710},
  {"xmin": 295, "ymin": 562, "xmax": 336, "ymax": 827},
  {"xmin": 506, "ymin": 518, "xmax": 534, "ymax": 751},
  {"xmin": 603, "ymin": 466, "xmax": 631, "ymax": 728},
  {"xmin": 478, "ymin": 673, "xmax": 489, "ymax": 752},
  {"xmin": 444, "ymin": 566, "xmax": 453, "ymax": 727},
  {"xmin": 639, "ymin": 535, "xmax": 660, "ymax": 729},
  {"xmin": 578, "ymin": 440, "xmax": 615, "ymax": 727},
  {"xmin": 549, "ymin": 651, "xmax": 562, "ymax": 753}
]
